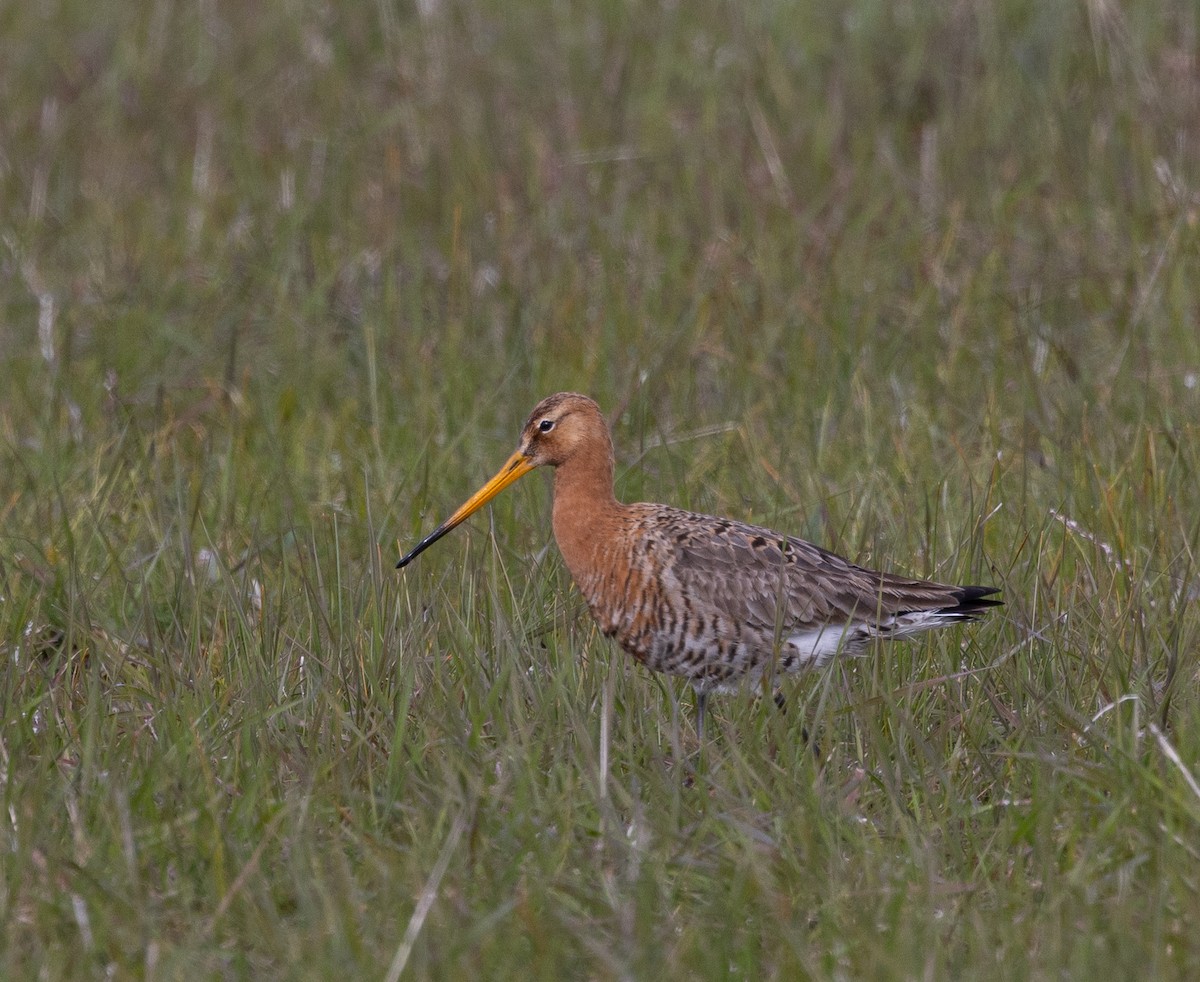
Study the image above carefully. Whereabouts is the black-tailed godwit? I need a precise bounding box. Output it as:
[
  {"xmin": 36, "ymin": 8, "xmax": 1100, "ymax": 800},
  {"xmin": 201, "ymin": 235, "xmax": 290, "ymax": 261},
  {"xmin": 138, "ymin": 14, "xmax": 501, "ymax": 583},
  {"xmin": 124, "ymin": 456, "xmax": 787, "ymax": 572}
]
[{"xmin": 398, "ymin": 393, "xmax": 1001, "ymax": 732}]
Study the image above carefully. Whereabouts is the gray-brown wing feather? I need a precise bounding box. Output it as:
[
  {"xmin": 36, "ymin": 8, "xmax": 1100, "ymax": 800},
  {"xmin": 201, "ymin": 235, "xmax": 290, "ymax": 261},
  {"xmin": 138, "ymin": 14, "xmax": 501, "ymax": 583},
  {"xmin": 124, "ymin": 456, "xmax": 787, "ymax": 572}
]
[{"xmin": 651, "ymin": 506, "xmax": 986, "ymax": 635}]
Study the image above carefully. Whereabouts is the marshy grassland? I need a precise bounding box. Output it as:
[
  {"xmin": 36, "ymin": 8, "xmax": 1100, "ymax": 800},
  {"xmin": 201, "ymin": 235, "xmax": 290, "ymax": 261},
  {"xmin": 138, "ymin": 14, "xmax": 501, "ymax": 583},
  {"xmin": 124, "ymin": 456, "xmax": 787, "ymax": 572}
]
[{"xmin": 2, "ymin": 1, "xmax": 1199, "ymax": 977}]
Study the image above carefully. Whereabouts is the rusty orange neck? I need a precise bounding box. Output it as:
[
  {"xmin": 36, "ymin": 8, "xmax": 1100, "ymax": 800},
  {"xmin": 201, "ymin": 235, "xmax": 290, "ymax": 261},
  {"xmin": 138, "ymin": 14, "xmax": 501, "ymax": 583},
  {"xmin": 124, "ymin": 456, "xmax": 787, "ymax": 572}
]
[{"xmin": 550, "ymin": 432, "xmax": 622, "ymax": 577}]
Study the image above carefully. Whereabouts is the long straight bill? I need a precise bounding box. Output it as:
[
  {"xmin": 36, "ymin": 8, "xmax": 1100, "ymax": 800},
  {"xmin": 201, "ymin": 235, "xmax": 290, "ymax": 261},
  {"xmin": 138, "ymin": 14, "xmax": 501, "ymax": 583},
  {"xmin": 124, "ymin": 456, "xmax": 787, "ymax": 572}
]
[{"xmin": 397, "ymin": 450, "xmax": 537, "ymax": 568}]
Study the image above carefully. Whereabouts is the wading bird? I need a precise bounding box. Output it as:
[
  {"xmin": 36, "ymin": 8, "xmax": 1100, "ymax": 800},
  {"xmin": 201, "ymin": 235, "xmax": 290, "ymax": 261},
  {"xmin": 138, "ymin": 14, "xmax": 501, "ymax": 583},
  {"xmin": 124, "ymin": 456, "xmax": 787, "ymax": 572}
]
[{"xmin": 398, "ymin": 393, "xmax": 1000, "ymax": 735}]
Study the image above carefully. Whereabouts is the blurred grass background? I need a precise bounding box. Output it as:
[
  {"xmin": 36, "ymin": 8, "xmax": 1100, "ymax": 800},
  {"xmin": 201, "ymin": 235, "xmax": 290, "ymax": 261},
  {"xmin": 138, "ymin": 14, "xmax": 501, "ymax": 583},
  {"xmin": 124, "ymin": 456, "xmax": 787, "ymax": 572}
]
[{"xmin": 2, "ymin": 0, "xmax": 1199, "ymax": 977}]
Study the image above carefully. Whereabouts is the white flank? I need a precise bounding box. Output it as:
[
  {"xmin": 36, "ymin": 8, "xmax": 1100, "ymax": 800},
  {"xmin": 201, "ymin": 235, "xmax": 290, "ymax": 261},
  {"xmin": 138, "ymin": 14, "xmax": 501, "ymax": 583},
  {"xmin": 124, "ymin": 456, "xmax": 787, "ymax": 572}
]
[
  {"xmin": 786, "ymin": 626, "xmax": 853, "ymax": 667},
  {"xmin": 787, "ymin": 608, "xmax": 966, "ymax": 667}
]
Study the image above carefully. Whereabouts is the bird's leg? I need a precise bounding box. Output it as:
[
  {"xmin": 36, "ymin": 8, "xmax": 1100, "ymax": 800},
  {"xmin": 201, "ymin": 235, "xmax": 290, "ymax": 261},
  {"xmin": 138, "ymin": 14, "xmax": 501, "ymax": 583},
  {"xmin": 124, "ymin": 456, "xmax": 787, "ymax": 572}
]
[
  {"xmin": 772, "ymin": 689, "xmax": 820, "ymax": 759},
  {"xmin": 695, "ymin": 688, "xmax": 708, "ymax": 742}
]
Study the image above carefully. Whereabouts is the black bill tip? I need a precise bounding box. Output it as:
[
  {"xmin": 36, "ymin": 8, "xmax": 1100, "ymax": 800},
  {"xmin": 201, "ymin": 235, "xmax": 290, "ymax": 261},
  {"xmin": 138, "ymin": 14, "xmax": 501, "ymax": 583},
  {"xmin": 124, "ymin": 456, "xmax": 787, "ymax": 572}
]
[{"xmin": 396, "ymin": 524, "xmax": 449, "ymax": 569}]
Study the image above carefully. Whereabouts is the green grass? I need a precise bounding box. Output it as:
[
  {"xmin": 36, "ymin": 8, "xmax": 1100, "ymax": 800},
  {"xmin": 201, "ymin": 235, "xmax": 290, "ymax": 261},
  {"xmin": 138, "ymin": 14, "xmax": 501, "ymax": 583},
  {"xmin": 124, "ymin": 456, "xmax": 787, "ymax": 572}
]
[{"xmin": 3, "ymin": 0, "xmax": 1200, "ymax": 977}]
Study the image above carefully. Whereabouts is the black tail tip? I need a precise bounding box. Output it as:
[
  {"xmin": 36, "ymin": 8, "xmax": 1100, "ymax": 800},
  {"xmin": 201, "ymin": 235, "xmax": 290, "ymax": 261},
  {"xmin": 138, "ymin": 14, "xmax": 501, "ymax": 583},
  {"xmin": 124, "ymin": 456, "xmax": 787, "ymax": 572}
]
[{"xmin": 953, "ymin": 585, "xmax": 1003, "ymax": 615}]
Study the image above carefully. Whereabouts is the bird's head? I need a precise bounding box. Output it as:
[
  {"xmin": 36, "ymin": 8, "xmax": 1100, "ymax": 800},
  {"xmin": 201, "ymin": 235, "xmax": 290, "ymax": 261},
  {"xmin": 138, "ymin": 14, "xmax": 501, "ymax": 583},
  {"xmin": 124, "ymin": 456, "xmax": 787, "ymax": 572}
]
[{"xmin": 396, "ymin": 392, "xmax": 608, "ymax": 568}]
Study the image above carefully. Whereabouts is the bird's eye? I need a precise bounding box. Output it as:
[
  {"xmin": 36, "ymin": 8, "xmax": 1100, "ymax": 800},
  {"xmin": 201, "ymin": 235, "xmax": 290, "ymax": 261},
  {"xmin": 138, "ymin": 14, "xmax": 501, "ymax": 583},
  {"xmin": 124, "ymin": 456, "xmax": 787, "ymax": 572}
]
[{"xmin": 538, "ymin": 419, "xmax": 555, "ymax": 433}]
